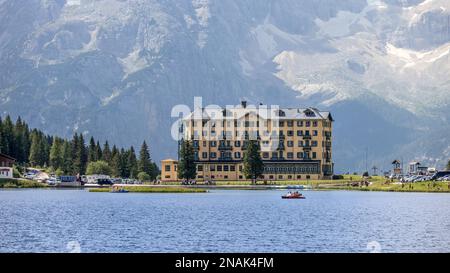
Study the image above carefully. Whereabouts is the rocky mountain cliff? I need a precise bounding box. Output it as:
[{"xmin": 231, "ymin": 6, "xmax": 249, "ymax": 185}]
[{"xmin": 1, "ymin": 0, "xmax": 449, "ymax": 172}]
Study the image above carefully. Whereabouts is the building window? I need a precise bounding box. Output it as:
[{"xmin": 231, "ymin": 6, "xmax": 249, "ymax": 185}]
[
  {"xmin": 202, "ymin": 152, "xmax": 208, "ymax": 158},
  {"xmin": 234, "ymin": 152, "xmax": 241, "ymax": 159},
  {"xmin": 297, "ymin": 121, "xmax": 303, "ymax": 127},
  {"xmin": 306, "ymin": 121, "xmax": 310, "ymax": 127},
  {"xmin": 217, "ymin": 165, "xmax": 222, "ymax": 171},
  {"xmin": 287, "ymin": 121, "xmax": 293, "ymax": 127},
  {"xmin": 210, "ymin": 141, "xmax": 217, "ymax": 147},
  {"xmin": 312, "ymin": 152, "xmax": 317, "ymax": 159},
  {"xmin": 210, "ymin": 165, "xmax": 215, "ymax": 171},
  {"xmin": 287, "ymin": 152, "xmax": 293, "ymax": 159},
  {"xmin": 198, "ymin": 165, "xmax": 203, "ymax": 172},
  {"xmin": 210, "ymin": 152, "xmax": 217, "ymax": 158},
  {"xmin": 224, "ymin": 165, "xmax": 229, "ymax": 172},
  {"xmin": 272, "ymin": 152, "xmax": 278, "ymax": 159},
  {"xmin": 239, "ymin": 165, "xmax": 243, "ymax": 171},
  {"xmin": 235, "ymin": 140, "xmax": 241, "ymax": 147},
  {"xmin": 230, "ymin": 165, "xmax": 236, "ymax": 172},
  {"xmin": 279, "ymin": 121, "xmax": 284, "ymax": 127},
  {"xmin": 288, "ymin": 175, "xmax": 292, "ymax": 179},
  {"xmin": 297, "ymin": 130, "xmax": 303, "ymax": 136},
  {"xmin": 287, "ymin": 130, "xmax": 294, "ymax": 136},
  {"xmin": 278, "ymin": 175, "xmax": 283, "ymax": 179},
  {"xmin": 203, "ymin": 141, "xmax": 207, "ymax": 147},
  {"xmin": 297, "ymin": 152, "xmax": 303, "ymax": 159},
  {"xmin": 297, "ymin": 175, "xmax": 301, "ymax": 179},
  {"xmin": 165, "ymin": 165, "xmax": 171, "ymax": 172},
  {"xmin": 262, "ymin": 152, "xmax": 269, "ymax": 159},
  {"xmin": 287, "ymin": 141, "xmax": 294, "ymax": 147},
  {"xmin": 298, "ymin": 141, "xmax": 303, "ymax": 147},
  {"xmin": 313, "ymin": 130, "xmax": 318, "ymax": 136},
  {"xmin": 313, "ymin": 121, "xmax": 318, "ymax": 127}
]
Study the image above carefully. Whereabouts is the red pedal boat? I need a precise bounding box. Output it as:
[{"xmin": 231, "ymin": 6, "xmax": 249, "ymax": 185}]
[{"xmin": 281, "ymin": 192, "xmax": 305, "ymax": 199}]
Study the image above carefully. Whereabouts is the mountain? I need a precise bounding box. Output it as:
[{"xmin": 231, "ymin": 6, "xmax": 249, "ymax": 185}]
[{"xmin": 1, "ymin": 0, "xmax": 449, "ymax": 172}]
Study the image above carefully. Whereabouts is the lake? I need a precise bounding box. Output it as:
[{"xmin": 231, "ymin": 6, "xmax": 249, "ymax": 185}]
[{"xmin": 0, "ymin": 189, "xmax": 449, "ymax": 253}]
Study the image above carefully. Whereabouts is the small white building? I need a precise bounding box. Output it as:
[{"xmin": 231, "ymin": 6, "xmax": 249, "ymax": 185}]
[{"xmin": 0, "ymin": 167, "xmax": 13, "ymax": 178}]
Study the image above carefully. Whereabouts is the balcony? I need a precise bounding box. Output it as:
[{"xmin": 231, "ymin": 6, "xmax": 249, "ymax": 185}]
[{"xmin": 218, "ymin": 145, "xmax": 233, "ymax": 151}]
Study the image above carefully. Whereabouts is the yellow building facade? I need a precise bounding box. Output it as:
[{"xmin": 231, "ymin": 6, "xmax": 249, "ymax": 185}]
[{"xmin": 161, "ymin": 102, "xmax": 333, "ymax": 182}]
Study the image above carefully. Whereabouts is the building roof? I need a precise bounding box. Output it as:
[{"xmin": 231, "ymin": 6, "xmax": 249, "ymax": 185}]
[
  {"xmin": 0, "ymin": 153, "xmax": 16, "ymax": 161},
  {"xmin": 161, "ymin": 158, "xmax": 178, "ymax": 162},
  {"xmin": 183, "ymin": 104, "xmax": 333, "ymax": 121}
]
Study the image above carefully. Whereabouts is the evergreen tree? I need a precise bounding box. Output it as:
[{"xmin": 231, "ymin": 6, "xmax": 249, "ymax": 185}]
[
  {"xmin": 28, "ymin": 132, "xmax": 41, "ymax": 166},
  {"xmin": 1, "ymin": 115, "xmax": 14, "ymax": 156},
  {"xmin": 61, "ymin": 140, "xmax": 73, "ymax": 174},
  {"xmin": 88, "ymin": 136, "xmax": 97, "ymax": 162},
  {"xmin": 72, "ymin": 133, "xmax": 87, "ymax": 175},
  {"xmin": 95, "ymin": 141, "xmax": 102, "ymax": 161},
  {"xmin": 127, "ymin": 146, "xmax": 138, "ymax": 179},
  {"xmin": 102, "ymin": 141, "xmax": 111, "ymax": 163},
  {"xmin": 49, "ymin": 137, "xmax": 63, "ymax": 170},
  {"xmin": 243, "ymin": 140, "xmax": 264, "ymax": 184},
  {"xmin": 13, "ymin": 117, "xmax": 24, "ymax": 162},
  {"xmin": 177, "ymin": 140, "xmax": 196, "ymax": 180},
  {"xmin": 110, "ymin": 150, "xmax": 122, "ymax": 177},
  {"xmin": 0, "ymin": 117, "xmax": 4, "ymax": 153},
  {"xmin": 138, "ymin": 141, "xmax": 153, "ymax": 178}
]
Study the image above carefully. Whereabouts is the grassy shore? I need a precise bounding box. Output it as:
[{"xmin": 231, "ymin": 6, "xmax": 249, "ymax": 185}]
[
  {"xmin": 89, "ymin": 186, "xmax": 207, "ymax": 193},
  {"xmin": 0, "ymin": 178, "xmax": 47, "ymax": 188},
  {"xmin": 161, "ymin": 175, "xmax": 450, "ymax": 193},
  {"xmin": 321, "ymin": 180, "xmax": 450, "ymax": 193}
]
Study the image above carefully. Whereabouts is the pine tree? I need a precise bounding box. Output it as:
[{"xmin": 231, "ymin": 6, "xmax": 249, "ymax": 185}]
[
  {"xmin": 1, "ymin": 115, "xmax": 14, "ymax": 156},
  {"xmin": 49, "ymin": 137, "xmax": 63, "ymax": 170},
  {"xmin": 127, "ymin": 146, "xmax": 138, "ymax": 178},
  {"xmin": 95, "ymin": 141, "xmax": 102, "ymax": 161},
  {"xmin": 61, "ymin": 140, "xmax": 73, "ymax": 174},
  {"xmin": 102, "ymin": 141, "xmax": 111, "ymax": 163},
  {"xmin": 243, "ymin": 140, "xmax": 264, "ymax": 184},
  {"xmin": 177, "ymin": 140, "xmax": 196, "ymax": 180},
  {"xmin": 0, "ymin": 117, "xmax": 4, "ymax": 153},
  {"xmin": 28, "ymin": 132, "xmax": 41, "ymax": 166},
  {"xmin": 88, "ymin": 136, "xmax": 97, "ymax": 162},
  {"xmin": 138, "ymin": 141, "xmax": 152, "ymax": 178},
  {"xmin": 109, "ymin": 145, "xmax": 121, "ymax": 177},
  {"xmin": 13, "ymin": 117, "xmax": 24, "ymax": 162},
  {"xmin": 72, "ymin": 133, "xmax": 87, "ymax": 175}
]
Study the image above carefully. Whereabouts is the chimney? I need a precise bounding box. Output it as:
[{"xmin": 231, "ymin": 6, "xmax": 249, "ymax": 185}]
[{"xmin": 241, "ymin": 101, "xmax": 247, "ymax": 108}]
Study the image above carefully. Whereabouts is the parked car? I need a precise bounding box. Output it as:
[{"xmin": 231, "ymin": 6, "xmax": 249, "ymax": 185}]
[
  {"xmin": 431, "ymin": 171, "xmax": 450, "ymax": 181},
  {"xmin": 97, "ymin": 178, "xmax": 113, "ymax": 185},
  {"xmin": 46, "ymin": 177, "xmax": 60, "ymax": 186}
]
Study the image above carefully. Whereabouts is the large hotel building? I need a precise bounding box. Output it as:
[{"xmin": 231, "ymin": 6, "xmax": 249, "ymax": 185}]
[{"xmin": 161, "ymin": 101, "xmax": 333, "ymax": 181}]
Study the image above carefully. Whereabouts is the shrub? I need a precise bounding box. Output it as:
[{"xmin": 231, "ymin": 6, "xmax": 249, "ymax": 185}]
[
  {"xmin": 12, "ymin": 166, "xmax": 21, "ymax": 178},
  {"xmin": 86, "ymin": 161, "xmax": 112, "ymax": 175},
  {"xmin": 332, "ymin": 175, "xmax": 344, "ymax": 180},
  {"xmin": 137, "ymin": 172, "xmax": 151, "ymax": 182}
]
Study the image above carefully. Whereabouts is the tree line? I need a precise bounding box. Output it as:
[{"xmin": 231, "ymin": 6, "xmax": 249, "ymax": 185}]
[{"xmin": 0, "ymin": 115, "xmax": 159, "ymax": 180}]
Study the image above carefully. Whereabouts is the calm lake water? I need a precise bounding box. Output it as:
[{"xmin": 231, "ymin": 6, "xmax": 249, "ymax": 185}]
[{"xmin": 0, "ymin": 189, "xmax": 449, "ymax": 253}]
